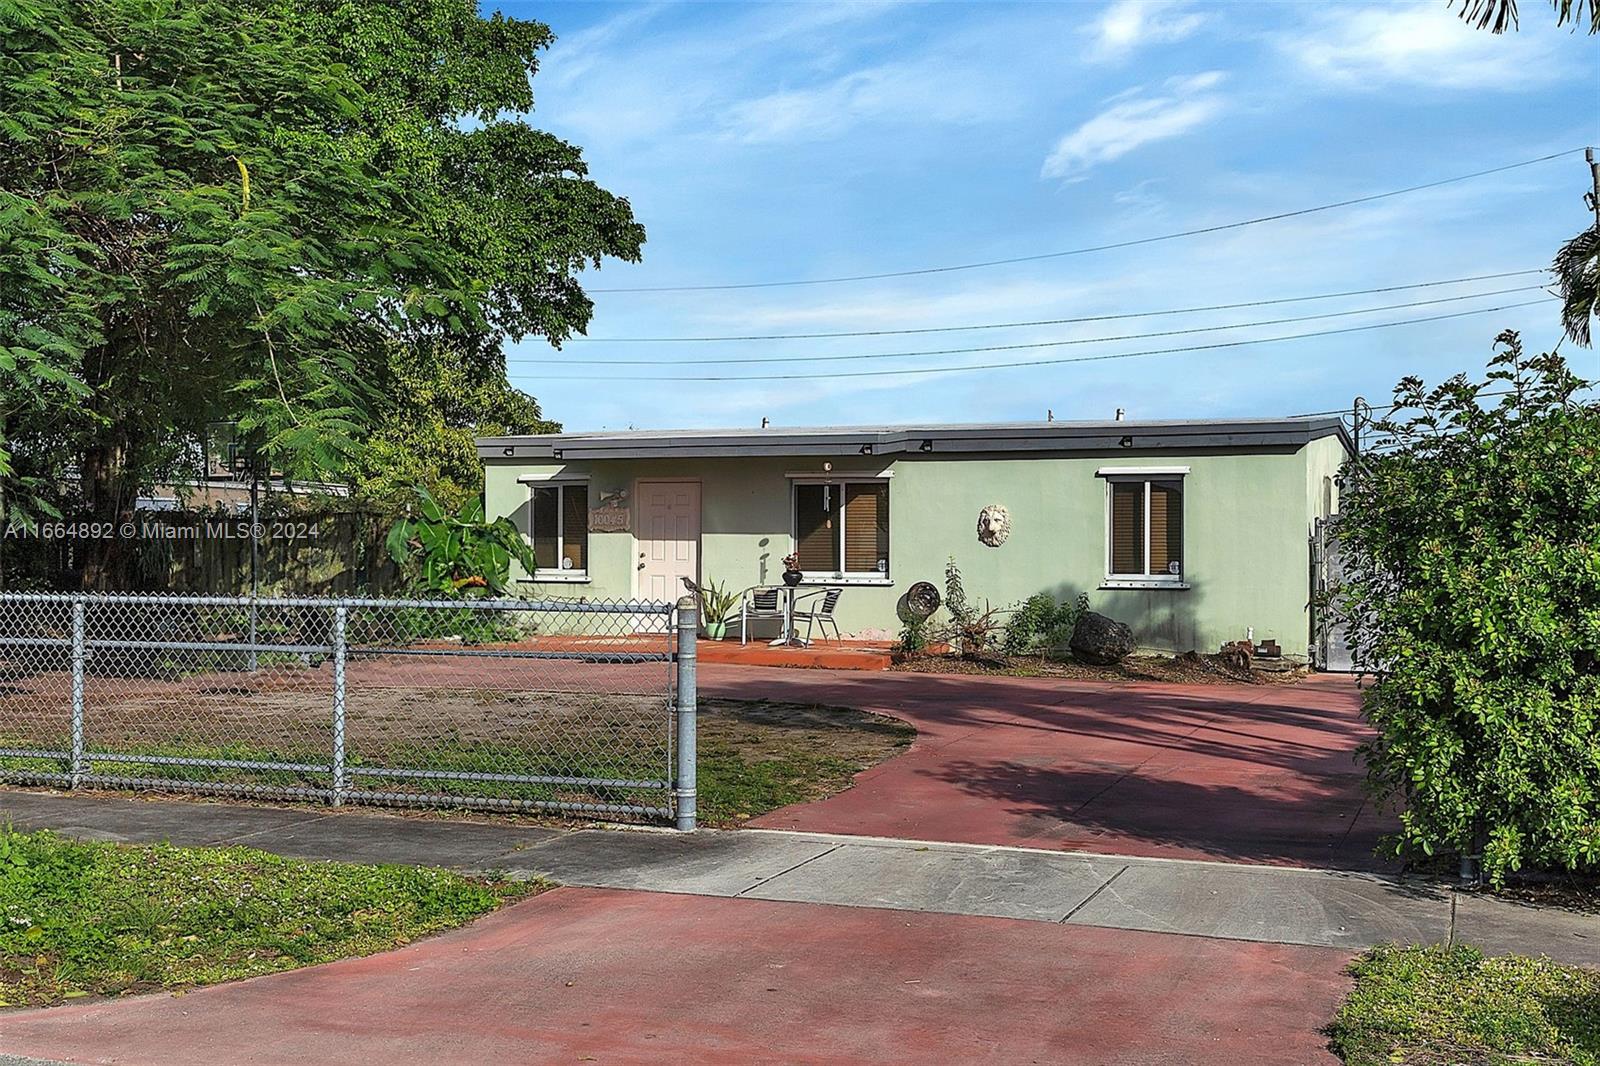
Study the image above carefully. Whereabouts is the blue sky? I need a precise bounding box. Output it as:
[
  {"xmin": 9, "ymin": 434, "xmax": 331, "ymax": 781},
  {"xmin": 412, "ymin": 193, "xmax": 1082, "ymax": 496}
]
[{"xmin": 498, "ymin": 0, "xmax": 1599, "ymax": 431}]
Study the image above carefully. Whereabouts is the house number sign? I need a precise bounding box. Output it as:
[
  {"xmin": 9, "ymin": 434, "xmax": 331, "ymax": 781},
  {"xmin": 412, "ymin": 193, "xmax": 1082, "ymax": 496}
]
[{"xmin": 589, "ymin": 489, "xmax": 631, "ymax": 533}]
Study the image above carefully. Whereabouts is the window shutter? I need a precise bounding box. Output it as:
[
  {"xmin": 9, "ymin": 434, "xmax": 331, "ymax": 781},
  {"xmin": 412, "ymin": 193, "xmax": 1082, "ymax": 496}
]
[
  {"xmin": 794, "ymin": 484, "xmax": 839, "ymax": 571},
  {"xmin": 843, "ymin": 483, "xmax": 889, "ymax": 574},
  {"xmin": 1149, "ymin": 480, "xmax": 1182, "ymax": 576},
  {"xmin": 562, "ymin": 485, "xmax": 589, "ymax": 570},
  {"xmin": 1109, "ymin": 481, "xmax": 1144, "ymax": 575},
  {"xmin": 530, "ymin": 487, "xmax": 559, "ymax": 573}
]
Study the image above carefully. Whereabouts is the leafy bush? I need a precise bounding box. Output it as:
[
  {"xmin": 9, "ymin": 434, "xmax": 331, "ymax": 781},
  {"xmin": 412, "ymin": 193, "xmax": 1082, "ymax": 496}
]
[
  {"xmin": 897, "ymin": 615, "xmax": 930, "ymax": 653},
  {"xmin": 939, "ymin": 557, "xmax": 1004, "ymax": 658},
  {"xmin": 1333, "ymin": 331, "xmax": 1599, "ymax": 882},
  {"xmin": 386, "ymin": 486, "xmax": 535, "ymax": 597},
  {"xmin": 1003, "ymin": 591, "xmax": 1090, "ymax": 656}
]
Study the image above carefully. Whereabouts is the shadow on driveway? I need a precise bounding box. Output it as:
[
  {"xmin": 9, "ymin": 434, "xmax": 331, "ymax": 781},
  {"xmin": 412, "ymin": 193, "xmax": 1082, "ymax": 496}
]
[{"xmin": 706, "ymin": 666, "xmax": 1396, "ymax": 869}]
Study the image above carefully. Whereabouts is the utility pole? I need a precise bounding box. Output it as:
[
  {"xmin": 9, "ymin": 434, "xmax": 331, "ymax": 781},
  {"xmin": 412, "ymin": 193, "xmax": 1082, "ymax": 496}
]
[{"xmin": 1586, "ymin": 147, "xmax": 1600, "ymax": 229}]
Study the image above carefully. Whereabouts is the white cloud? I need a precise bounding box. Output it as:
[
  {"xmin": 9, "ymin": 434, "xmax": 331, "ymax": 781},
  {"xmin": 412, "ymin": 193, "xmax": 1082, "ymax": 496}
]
[
  {"xmin": 1042, "ymin": 72, "xmax": 1226, "ymax": 180},
  {"xmin": 698, "ymin": 278, "xmax": 1109, "ymax": 332},
  {"xmin": 1090, "ymin": 0, "xmax": 1207, "ymax": 62},
  {"xmin": 720, "ymin": 58, "xmax": 1000, "ymax": 144},
  {"xmin": 1282, "ymin": 5, "xmax": 1566, "ymax": 90}
]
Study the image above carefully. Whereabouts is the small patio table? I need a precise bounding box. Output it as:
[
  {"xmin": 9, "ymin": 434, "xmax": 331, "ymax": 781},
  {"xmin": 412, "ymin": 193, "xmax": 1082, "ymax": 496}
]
[{"xmin": 768, "ymin": 585, "xmax": 810, "ymax": 648}]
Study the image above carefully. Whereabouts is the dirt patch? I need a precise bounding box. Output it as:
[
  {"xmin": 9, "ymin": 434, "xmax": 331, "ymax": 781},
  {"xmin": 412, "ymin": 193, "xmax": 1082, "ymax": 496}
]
[
  {"xmin": 694, "ymin": 699, "xmax": 915, "ymax": 827},
  {"xmin": 890, "ymin": 650, "xmax": 1309, "ymax": 685},
  {"xmin": 0, "ymin": 693, "xmax": 917, "ymax": 829},
  {"xmin": 699, "ymin": 698, "xmax": 914, "ymax": 764}
]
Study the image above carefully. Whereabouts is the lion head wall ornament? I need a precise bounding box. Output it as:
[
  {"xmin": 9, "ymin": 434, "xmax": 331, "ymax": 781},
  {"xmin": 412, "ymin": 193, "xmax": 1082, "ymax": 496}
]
[{"xmin": 976, "ymin": 504, "xmax": 1011, "ymax": 547}]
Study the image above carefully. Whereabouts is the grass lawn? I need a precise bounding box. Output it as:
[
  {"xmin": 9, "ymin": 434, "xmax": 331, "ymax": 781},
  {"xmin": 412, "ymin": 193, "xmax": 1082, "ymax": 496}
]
[
  {"xmin": 1, "ymin": 698, "xmax": 916, "ymax": 827},
  {"xmin": 1329, "ymin": 944, "xmax": 1600, "ymax": 1065},
  {"xmin": 695, "ymin": 699, "xmax": 916, "ymax": 825},
  {"xmin": 0, "ymin": 827, "xmax": 540, "ymax": 1008}
]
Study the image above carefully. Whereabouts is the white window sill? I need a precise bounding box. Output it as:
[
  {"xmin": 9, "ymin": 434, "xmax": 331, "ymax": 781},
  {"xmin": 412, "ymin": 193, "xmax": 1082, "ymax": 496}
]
[
  {"xmin": 799, "ymin": 576, "xmax": 894, "ymax": 587},
  {"xmin": 1100, "ymin": 578, "xmax": 1190, "ymax": 590},
  {"xmin": 520, "ymin": 573, "xmax": 592, "ymax": 585}
]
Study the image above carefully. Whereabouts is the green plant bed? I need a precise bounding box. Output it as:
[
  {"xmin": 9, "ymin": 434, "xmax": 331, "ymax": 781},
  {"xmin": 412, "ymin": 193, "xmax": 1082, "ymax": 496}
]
[
  {"xmin": 0, "ymin": 828, "xmax": 540, "ymax": 1008},
  {"xmin": 1328, "ymin": 944, "xmax": 1600, "ymax": 1065}
]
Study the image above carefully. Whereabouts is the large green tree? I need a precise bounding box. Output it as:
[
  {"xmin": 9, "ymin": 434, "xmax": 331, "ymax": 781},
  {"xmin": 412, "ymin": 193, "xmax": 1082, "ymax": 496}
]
[
  {"xmin": 0, "ymin": 0, "xmax": 642, "ymax": 585},
  {"xmin": 355, "ymin": 338, "xmax": 558, "ymax": 514},
  {"xmin": 1335, "ymin": 333, "xmax": 1599, "ymax": 883}
]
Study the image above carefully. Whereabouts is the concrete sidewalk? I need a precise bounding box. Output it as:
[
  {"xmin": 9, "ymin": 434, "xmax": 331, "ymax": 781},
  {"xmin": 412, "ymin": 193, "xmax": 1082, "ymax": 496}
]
[{"xmin": 4, "ymin": 789, "xmax": 1594, "ymax": 965}]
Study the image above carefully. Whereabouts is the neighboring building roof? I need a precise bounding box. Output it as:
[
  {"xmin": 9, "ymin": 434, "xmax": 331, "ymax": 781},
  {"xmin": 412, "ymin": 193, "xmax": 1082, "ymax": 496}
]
[{"xmin": 478, "ymin": 417, "xmax": 1352, "ymax": 461}]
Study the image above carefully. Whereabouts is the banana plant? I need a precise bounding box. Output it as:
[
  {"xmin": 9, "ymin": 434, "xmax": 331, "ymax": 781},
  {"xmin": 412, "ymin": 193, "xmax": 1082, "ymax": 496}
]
[{"xmin": 386, "ymin": 486, "xmax": 536, "ymax": 597}]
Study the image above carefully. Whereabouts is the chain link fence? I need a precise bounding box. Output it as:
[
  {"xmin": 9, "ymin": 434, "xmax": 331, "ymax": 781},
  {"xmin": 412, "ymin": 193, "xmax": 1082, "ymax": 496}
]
[{"xmin": 0, "ymin": 593, "xmax": 698, "ymax": 826}]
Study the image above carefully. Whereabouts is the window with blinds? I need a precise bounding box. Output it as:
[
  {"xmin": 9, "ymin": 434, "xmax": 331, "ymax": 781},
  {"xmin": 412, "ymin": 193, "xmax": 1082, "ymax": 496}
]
[
  {"xmin": 791, "ymin": 480, "xmax": 890, "ymax": 577},
  {"xmin": 1106, "ymin": 476, "xmax": 1183, "ymax": 580},
  {"xmin": 793, "ymin": 484, "xmax": 839, "ymax": 572},
  {"xmin": 528, "ymin": 482, "xmax": 589, "ymax": 575}
]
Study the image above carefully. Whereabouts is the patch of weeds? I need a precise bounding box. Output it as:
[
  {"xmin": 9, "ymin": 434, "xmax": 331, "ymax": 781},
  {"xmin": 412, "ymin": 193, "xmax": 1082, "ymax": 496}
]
[
  {"xmin": 1328, "ymin": 944, "xmax": 1600, "ymax": 1065},
  {"xmin": 694, "ymin": 702, "xmax": 915, "ymax": 826}
]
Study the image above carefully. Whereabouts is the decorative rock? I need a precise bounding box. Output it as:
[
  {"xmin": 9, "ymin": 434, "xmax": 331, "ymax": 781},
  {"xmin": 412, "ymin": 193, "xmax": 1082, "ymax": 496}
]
[
  {"xmin": 976, "ymin": 504, "xmax": 1011, "ymax": 547},
  {"xmin": 1069, "ymin": 611, "xmax": 1135, "ymax": 665}
]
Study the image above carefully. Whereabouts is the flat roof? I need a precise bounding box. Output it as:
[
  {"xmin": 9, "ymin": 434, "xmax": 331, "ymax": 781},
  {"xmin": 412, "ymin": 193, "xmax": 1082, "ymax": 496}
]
[{"xmin": 478, "ymin": 417, "xmax": 1351, "ymax": 461}]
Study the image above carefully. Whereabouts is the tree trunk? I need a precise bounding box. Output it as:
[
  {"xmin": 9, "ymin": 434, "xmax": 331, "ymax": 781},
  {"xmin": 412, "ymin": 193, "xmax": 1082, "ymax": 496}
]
[{"xmin": 78, "ymin": 435, "xmax": 133, "ymax": 590}]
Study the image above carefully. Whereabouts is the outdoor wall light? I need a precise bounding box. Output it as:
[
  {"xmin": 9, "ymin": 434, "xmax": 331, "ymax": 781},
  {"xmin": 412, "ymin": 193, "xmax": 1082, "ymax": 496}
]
[
  {"xmin": 1119, "ymin": 436, "xmax": 1134, "ymax": 448},
  {"xmin": 919, "ymin": 439, "xmax": 934, "ymax": 452},
  {"xmin": 859, "ymin": 444, "xmax": 873, "ymax": 454},
  {"xmin": 502, "ymin": 447, "xmax": 514, "ymax": 457}
]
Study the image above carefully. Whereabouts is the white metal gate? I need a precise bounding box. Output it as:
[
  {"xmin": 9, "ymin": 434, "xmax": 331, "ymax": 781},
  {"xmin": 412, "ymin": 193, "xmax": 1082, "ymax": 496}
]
[{"xmin": 1310, "ymin": 518, "xmax": 1354, "ymax": 672}]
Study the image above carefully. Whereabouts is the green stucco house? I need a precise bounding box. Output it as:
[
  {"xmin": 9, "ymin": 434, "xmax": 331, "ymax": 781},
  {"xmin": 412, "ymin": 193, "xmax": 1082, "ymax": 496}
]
[{"xmin": 478, "ymin": 417, "xmax": 1350, "ymax": 660}]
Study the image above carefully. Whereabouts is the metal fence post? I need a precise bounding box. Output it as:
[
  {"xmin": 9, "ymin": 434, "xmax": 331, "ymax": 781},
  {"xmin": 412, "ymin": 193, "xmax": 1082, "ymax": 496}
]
[
  {"xmin": 331, "ymin": 604, "xmax": 347, "ymax": 807},
  {"xmin": 673, "ymin": 595, "xmax": 698, "ymax": 831},
  {"xmin": 69, "ymin": 600, "xmax": 85, "ymax": 788}
]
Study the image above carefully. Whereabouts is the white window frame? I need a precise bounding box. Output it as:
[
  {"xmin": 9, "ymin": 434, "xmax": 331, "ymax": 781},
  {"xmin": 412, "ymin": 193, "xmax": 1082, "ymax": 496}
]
[
  {"xmin": 788, "ymin": 477, "xmax": 893, "ymax": 586},
  {"xmin": 1099, "ymin": 471, "xmax": 1188, "ymax": 590},
  {"xmin": 523, "ymin": 477, "xmax": 591, "ymax": 584}
]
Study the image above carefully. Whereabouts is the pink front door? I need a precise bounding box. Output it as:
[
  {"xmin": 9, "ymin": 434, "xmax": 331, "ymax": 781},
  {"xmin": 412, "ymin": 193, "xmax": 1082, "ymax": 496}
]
[{"xmin": 636, "ymin": 481, "xmax": 700, "ymax": 604}]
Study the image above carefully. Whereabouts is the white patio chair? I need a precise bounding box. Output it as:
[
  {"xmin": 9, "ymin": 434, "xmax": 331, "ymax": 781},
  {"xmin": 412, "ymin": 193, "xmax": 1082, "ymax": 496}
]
[
  {"xmin": 792, "ymin": 587, "xmax": 843, "ymax": 643},
  {"xmin": 735, "ymin": 586, "xmax": 784, "ymax": 645}
]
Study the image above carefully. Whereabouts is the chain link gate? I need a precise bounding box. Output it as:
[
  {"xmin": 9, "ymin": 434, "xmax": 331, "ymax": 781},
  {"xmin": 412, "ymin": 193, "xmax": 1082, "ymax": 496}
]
[{"xmin": 0, "ymin": 593, "xmax": 698, "ymax": 827}]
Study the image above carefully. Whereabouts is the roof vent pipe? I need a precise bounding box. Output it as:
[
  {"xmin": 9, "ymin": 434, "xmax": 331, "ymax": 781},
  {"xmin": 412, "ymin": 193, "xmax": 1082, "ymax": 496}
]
[
  {"xmin": 761, "ymin": 417, "xmax": 770, "ymax": 429},
  {"xmin": 1115, "ymin": 408, "xmax": 1125, "ymax": 421}
]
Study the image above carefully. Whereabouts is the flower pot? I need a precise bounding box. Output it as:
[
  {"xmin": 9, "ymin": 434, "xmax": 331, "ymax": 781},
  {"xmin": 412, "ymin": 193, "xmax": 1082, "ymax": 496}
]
[
  {"xmin": 782, "ymin": 569, "xmax": 803, "ymax": 587},
  {"xmin": 705, "ymin": 620, "xmax": 727, "ymax": 641}
]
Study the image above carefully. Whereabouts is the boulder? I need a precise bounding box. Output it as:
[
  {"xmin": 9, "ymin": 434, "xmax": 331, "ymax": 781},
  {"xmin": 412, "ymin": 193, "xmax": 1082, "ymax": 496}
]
[{"xmin": 1069, "ymin": 611, "xmax": 1135, "ymax": 665}]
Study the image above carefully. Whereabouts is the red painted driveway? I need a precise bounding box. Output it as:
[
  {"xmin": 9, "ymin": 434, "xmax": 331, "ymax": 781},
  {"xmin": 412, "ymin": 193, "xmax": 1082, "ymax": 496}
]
[
  {"xmin": 704, "ymin": 666, "xmax": 1393, "ymax": 869},
  {"xmin": 0, "ymin": 887, "xmax": 1352, "ymax": 1066}
]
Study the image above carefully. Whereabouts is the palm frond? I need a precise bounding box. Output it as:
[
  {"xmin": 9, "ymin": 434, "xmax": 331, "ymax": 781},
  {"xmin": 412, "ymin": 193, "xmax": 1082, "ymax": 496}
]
[
  {"xmin": 1553, "ymin": 225, "xmax": 1600, "ymax": 347},
  {"xmin": 1453, "ymin": 0, "xmax": 1600, "ymax": 32}
]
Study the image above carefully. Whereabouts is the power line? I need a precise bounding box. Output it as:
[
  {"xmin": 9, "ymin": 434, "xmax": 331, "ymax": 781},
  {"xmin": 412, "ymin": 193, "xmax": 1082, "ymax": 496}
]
[
  {"xmin": 1287, "ymin": 389, "xmax": 1520, "ymax": 418},
  {"xmin": 573, "ymin": 269, "xmax": 1549, "ymax": 342},
  {"xmin": 1292, "ymin": 381, "xmax": 1598, "ymax": 421},
  {"xmin": 517, "ymin": 298, "xmax": 1554, "ymax": 382},
  {"xmin": 510, "ymin": 285, "xmax": 1548, "ymax": 367},
  {"xmin": 586, "ymin": 150, "xmax": 1583, "ymax": 294}
]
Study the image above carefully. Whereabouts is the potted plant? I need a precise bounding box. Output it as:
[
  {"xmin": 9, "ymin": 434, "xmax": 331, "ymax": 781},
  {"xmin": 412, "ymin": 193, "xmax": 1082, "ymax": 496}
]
[
  {"xmin": 698, "ymin": 578, "xmax": 739, "ymax": 641},
  {"xmin": 781, "ymin": 552, "xmax": 803, "ymax": 587}
]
